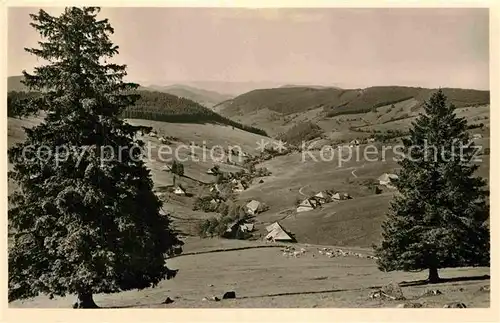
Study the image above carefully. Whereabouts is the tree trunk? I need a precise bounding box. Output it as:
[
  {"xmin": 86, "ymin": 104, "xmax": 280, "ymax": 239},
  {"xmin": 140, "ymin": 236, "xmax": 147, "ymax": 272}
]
[
  {"xmin": 74, "ymin": 292, "xmax": 99, "ymax": 308},
  {"xmin": 427, "ymin": 267, "xmax": 440, "ymax": 284}
]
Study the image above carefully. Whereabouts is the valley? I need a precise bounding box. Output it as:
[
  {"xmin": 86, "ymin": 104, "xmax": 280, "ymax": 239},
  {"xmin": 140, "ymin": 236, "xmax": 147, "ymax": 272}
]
[{"xmin": 7, "ymin": 83, "xmax": 491, "ymax": 307}]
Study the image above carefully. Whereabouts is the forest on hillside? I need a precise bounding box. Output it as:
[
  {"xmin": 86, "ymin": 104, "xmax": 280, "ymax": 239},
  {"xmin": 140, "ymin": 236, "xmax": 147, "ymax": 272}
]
[
  {"xmin": 217, "ymin": 86, "xmax": 490, "ymax": 118},
  {"xmin": 7, "ymin": 90, "xmax": 268, "ymax": 136}
]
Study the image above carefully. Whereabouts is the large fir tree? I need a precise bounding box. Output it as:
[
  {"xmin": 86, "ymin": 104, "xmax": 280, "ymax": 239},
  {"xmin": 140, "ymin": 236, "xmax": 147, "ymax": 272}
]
[
  {"xmin": 374, "ymin": 89, "xmax": 489, "ymax": 283},
  {"xmin": 8, "ymin": 7, "xmax": 182, "ymax": 307}
]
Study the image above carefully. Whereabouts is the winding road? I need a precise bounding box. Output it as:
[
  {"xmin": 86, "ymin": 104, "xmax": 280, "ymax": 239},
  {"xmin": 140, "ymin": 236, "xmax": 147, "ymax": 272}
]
[{"xmin": 298, "ymin": 185, "xmax": 309, "ymax": 197}]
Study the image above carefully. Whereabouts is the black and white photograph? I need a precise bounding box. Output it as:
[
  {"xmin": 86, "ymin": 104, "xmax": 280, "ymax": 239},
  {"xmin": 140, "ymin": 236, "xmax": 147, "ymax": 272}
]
[{"xmin": 4, "ymin": 3, "xmax": 495, "ymax": 315}]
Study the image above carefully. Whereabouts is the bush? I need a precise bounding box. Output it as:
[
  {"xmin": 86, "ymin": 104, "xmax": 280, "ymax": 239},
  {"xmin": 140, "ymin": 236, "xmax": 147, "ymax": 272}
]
[
  {"xmin": 171, "ymin": 160, "xmax": 184, "ymax": 176},
  {"xmin": 219, "ymin": 203, "xmax": 229, "ymax": 216},
  {"xmin": 195, "ymin": 201, "xmax": 254, "ymax": 239},
  {"xmin": 255, "ymin": 167, "xmax": 272, "ymax": 177},
  {"xmin": 193, "ymin": 196, "xmax": 218, "ymax": 212},
  {"xmin": 468, "ymin": 123, "xmax": 484, "ymax": 130}
]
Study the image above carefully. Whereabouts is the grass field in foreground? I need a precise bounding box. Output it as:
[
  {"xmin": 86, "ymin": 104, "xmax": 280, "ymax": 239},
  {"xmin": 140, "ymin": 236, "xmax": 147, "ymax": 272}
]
[{"xmin": 9, "ymin": 239, "xmax": 490, "ymax": 308}]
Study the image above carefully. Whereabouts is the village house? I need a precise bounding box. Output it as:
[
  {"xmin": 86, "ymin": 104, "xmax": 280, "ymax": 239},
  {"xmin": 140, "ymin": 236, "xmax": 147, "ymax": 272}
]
[
  {"xmin": 246, "ymin": 200, "xmax": 262, "ymax": 215},
  {"xmin": 378, "ymin": 173, "xmax": 399, "ymax": 189},
  {"xmin": 314, "ymin": 191, "xmax": 329, "ymax": 203},
  {"xmin": 240, "ymin": 223, "xmax": 255, "ymax": 233},
  {"xmin": 206, "ymin": 165, "xmax": 220, "ymax": 175},
  {"xmin": 173, "ymin": 185, "xmax": 187, "ymax": 196},
  {"xmin": 209, "ymin": 184, "xmax": 221, "ymax": 194},
  {"xmin": 349, "ymin": 139, "xmax": 360, "ymax": 147},
  {"xmin": 232, "ymin": 180, "xmax": 247, "ymax": 193},
  {"xmin": 296, "ymin": 197, "xmax": 321, "ymax": 213},
  {"xmin": 331, "ymin": 192, "xmax": 351, "ymax": 201},
  {"xmin": 265, "ymin": 222, "xmax": 294, "ymax": 242}
]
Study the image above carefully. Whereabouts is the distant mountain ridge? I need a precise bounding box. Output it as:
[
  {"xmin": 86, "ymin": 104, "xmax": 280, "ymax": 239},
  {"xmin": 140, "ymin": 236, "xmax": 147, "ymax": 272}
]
[
  {"xmin": 8, "ymin": 75, "xmax": 234, "ymax": 110},
  {"xmin": 139, "ymin": 84, "xmax": 233, "ymax": 109}
]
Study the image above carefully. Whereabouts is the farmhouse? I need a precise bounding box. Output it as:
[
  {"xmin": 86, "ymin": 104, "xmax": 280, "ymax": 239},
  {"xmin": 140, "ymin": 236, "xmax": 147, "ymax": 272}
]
[
  {"xmin": 206, "ymin": 166, "xmax": 220, "ymax": 175},
  {"xmin": 349, "ymin": 139, "xmax": 360, "ymax": 146},
  {"xmin": 246, "ymin": 200, "xmax": 262, "ymax": 215},
  {"xmin": 209, "ymin": 184, "xmax": 221, "ymax": 194},
  {"xmin": 209, "ymin": 198, "xmax": 222, "ymax": 207},
  {"xmin": 173, "ymin": 185, "xmax": 186, "ymax": 196},
  {"xmin": 297, "ymin": 198, "xmax": 319, "ymax": 213},
  {"xmin": 314, "ymin": 191, "xmax": 328, "ymax": 203},
  {"xmin": 378, "ymin": 173, "xmax": 399, "ymax": 189},
  {"xmin": 331, "ymin": 192, "xmax": 351, "ymax": 201},
  {"xmin": 232, "ymin": 181, "xmax": 246, "ymax": 193},
  {"xmin": 225, "ymin": 220, "xmax": 254, "ymax": 238},
  {"xmin": 265, "ymin": 222, "xmax": 294, "ymax": 242},
  {"xmin": 225, "ymin": 220, "xmax": 240, "ymax": 234},
  {"xmin": 240, "ymin": 223, "xmax": 255, "ymax": 233},
  {"xmin": 266, "ymin": 222, "xmax": 281, "ymax": 232},
  {"xmin": 473, "ymin": 133, "xmax": 483, "ymax": 140}
]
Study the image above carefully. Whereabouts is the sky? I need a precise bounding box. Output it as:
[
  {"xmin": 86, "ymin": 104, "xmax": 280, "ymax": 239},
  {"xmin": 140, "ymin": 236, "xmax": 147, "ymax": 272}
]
[{"xmin": 8, "ymin": 7, "xmax": 490, "ymax": 90}]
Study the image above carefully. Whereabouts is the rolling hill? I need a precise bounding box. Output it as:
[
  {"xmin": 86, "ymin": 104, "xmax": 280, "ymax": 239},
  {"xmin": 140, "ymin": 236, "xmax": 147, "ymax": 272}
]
[
  {"xmin": 8, "ymin": 88, "xmax": 490, "ymax": 309},
  {"xmin": 7, "ymin": 84, "xmax": 267, "ymax": 136},
  {"xmin": 215, "ymin": 86, "xmax": 490, "ymax": 136},
  {"xmin": 7, "ymin": 75, "xmax": 27, "ymax": 92}
]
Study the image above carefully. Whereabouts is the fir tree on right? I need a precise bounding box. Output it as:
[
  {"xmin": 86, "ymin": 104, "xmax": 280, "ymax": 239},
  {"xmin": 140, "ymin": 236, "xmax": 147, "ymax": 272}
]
[{"xmin": 374, "ymin": 89, "xmax": 490, "ymax": 283}]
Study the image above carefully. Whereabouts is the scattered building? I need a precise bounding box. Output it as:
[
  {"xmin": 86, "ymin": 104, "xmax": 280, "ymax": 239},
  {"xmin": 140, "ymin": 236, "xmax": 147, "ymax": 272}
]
[
  {"xmin": 209, "ymin": 198, "xmax": 223, "ymax": 207},
  {"xmin": 226, "ymin": 220, "xmax": 239, "ymax": 232},
  {"xmin": 331, "ymin": 192, "xmax": 351, "ymax": 201},
  {"xmin": 209, "ymin": 184, "xmax": 221, "ymax": 194},
  {"xmin": 297, "ymin": 198, "xmax": 318, "ymax": 213},
  {"xmin": 473, "ymin": 134, "xmax": 483, "ymax": 140},
  {"xmin": 349, "ymin": 139, "xmax": 360, "ymax": 146},
  {"xmin": 265, "ymin": 222, "xmax": 294, "ymax": 242},
  {"xmin": 314, "ymin": 191, "xmax": 328, "ymax": 203},
  {"xmin": 378, "ymin": 173, "xmax": 399, "ymax": 189},
  {"xmin": 173, "ymin": 185, "xmax": 187, "ymax": 196},
  {"xmin": 240, "ymin": 223, "xmax": 255, "ymax": 233},
  {"xmin": 246, "ymin": 200, "xmax": 262, "ymax": 215},
  {"xmin": 225, "ymin": 220, "xmax": 254, "ymax": 238},
  {"xmin": 232, "ymin": 181, "xmax": 246, "ymax": 193},
  {"xmin": 206, "ymin": 166, "xmax": 220, "ymax": 175},
  {"xmin": 266, "ymin": 222, "xmax": 281, "ymax": 233}
]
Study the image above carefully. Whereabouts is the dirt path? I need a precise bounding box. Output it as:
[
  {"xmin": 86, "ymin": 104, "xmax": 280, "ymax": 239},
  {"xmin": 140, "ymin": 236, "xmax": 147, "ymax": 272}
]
[
  {"xmin": 298, "ymin": 185, "xmax": 309, "ymax": 197},
  {"xmin": 350, "ymin": 163, "xmax": 366, "ymax": 178}
]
